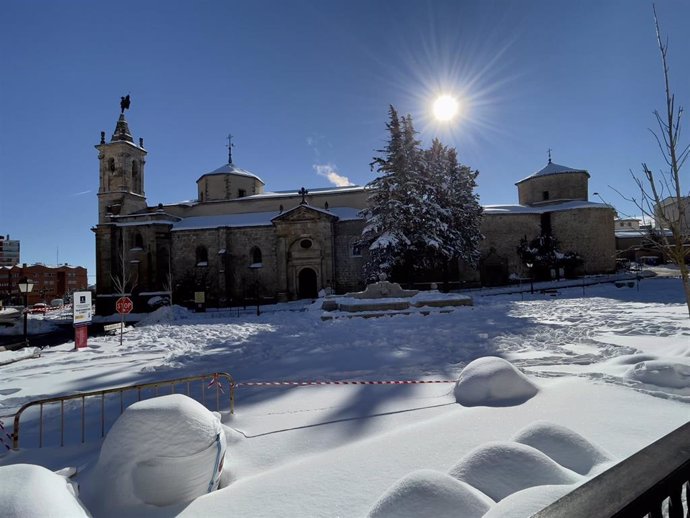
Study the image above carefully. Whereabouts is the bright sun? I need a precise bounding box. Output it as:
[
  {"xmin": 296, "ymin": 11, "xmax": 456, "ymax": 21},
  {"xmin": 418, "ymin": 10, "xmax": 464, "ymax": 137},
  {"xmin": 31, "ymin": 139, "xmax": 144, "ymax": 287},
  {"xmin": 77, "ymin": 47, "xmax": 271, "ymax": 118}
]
[{"xmin": 433, "ymin": 95, "xmax": 459, "ymax": 121}]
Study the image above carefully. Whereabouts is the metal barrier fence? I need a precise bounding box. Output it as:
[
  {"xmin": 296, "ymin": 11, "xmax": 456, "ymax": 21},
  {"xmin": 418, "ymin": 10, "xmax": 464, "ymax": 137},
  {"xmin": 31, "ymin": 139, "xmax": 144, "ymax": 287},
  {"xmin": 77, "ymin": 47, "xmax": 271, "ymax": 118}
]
[
  {"xmin": 533, "ymin": 420, "xmax": 690, "ymax": 518},
  {"xmin": 11, "ymin": 372, "xmax": 235, "ymax": 449}
]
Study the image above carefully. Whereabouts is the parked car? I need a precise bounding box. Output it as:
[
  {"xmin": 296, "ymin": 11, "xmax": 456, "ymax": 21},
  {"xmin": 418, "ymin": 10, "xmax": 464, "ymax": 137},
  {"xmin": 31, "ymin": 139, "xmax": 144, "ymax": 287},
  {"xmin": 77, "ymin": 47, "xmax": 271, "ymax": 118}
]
[{"xmin": 28, "ymin": 303, "xmax": 48, "ymax": 314}]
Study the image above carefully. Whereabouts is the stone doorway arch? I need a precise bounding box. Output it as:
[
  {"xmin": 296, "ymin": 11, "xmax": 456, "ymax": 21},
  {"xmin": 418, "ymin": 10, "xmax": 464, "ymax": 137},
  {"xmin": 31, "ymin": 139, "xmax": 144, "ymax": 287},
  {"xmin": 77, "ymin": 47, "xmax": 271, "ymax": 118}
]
[
  {"xmin": 298, "ymin": 268, "xmax": 318, "ymax": 299},
  {"xmin": 479, "ymin": 248, "xmax": 509, "ymax": 287}
]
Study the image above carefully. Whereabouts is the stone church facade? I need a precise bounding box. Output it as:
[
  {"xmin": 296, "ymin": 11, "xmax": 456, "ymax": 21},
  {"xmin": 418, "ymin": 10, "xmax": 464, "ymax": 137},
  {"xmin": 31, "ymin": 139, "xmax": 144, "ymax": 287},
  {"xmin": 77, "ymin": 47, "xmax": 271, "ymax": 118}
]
[{"xmin": 93, "ymin": 110, "xmax": 615, "ymax": 314}]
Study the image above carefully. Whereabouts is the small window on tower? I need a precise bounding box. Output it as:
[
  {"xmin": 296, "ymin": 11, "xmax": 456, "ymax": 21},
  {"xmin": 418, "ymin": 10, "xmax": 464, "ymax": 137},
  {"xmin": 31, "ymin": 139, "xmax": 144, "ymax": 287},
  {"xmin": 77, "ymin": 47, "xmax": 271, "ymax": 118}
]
[
  {"xmin": 108, "ymin": 158, "xmax": 116, "ymax": 172},
  {"xmin": 132, "ymin": 161, "xmax": 140, "ymax": 192},
  {"xmin": 196, "ymin": 246, "xmax": 209, "ymax": 266},
  {"xmin": 542, "ymin": 191, "xmax": 550, "ymax": 201},
  {"xmin": 250, "ymin": 247, "xmax": 262, "ymax": 265},
  {"xmin": 238, "ymin": 189, "xmax": 246, "ymax": 198},
  {"xmin": 130, "ymin": 233, "xmax": 144, "ymax": 250}
]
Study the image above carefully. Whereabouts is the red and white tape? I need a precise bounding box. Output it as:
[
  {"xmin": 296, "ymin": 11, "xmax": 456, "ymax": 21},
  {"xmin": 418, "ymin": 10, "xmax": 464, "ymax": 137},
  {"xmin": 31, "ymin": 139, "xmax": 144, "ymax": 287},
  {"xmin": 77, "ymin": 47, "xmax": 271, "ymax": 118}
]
[
  {"xmin": 208, "ymin": 373, "xmax": 225, "ymax": 394},
  {"xmin": 235, "ymin": 379, "xmax": 455, "ymax": 388}
]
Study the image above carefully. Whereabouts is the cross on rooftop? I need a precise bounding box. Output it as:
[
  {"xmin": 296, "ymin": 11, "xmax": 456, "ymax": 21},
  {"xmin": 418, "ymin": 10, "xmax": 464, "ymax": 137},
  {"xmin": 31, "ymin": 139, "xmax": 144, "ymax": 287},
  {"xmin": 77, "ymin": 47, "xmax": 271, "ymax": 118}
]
[
  {"xmin": 227, "ymin": 134, "xmax": 234, "ymax": 164},
  {"xmin": 298, "ymin": 187, "xmax": 309, "ymax": 205}
]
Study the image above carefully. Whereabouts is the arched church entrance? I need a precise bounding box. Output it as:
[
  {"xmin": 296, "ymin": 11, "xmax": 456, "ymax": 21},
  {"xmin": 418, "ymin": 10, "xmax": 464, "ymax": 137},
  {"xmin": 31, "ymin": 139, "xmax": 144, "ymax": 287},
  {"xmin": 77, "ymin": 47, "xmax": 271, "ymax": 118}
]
[
  {"xmin": 298, "ymin": 268, "xmax": 318, "ymax": 299},
  {"xmin": 479, "ymin": 249, "xmax": 509, "ymax": 287}
]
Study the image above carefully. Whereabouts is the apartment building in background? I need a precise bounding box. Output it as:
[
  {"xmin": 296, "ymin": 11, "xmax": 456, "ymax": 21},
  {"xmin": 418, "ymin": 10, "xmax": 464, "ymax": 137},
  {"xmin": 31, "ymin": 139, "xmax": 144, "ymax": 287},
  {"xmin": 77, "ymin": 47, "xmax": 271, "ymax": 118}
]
[
  {"xmin": 0, "ymin": 235, "xmax": 20, "ymax": 267},
  {"xmin": 0, "ymin": 263, "xmax": 88, "ymax": 306}
]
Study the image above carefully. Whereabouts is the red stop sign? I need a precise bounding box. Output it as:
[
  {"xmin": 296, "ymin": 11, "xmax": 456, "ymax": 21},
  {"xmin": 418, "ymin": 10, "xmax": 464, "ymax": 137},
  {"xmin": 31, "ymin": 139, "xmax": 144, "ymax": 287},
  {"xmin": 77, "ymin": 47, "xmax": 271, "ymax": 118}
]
[{"xmin": 116, "ymin": 297, "xmax": 133, "ymax": 314}]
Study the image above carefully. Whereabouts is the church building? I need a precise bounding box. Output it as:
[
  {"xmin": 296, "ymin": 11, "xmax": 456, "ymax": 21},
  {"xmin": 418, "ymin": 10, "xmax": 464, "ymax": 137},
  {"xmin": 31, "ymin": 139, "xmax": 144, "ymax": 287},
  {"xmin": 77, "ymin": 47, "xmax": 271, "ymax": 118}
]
[{"xmin": 93, "ymin": 108, "xmax": 615, "ymax": 314}]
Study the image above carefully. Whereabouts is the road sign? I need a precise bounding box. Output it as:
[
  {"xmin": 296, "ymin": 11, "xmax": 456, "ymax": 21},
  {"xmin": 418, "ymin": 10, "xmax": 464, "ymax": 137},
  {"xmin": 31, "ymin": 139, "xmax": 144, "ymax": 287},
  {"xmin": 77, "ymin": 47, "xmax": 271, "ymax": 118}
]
[
  {"xmin": 116, "ymin": 297, "xmax": 133, "ymax": 314},
  {"xmin": 72, "ymin": 291, "xmax": 92, "ymax": 324}
]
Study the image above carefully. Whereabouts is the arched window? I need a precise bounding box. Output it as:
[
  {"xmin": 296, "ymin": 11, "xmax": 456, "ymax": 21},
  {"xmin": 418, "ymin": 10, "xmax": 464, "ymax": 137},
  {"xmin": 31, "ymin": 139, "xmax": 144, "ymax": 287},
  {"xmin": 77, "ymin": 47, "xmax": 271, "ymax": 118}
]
[
  {"xmin": 351, "ymin": 240, "xmax": 362, "ymax": 257},
  {"xmin": 196, "ymin": 246, "xmax": 209, "ymax": 266},
  {"xmin": 108, "ymin": 158, "xmax": 115, "ymax": 172},
  {"xmin": 250, "ymin": 247, "xmax": 262, "ymax": 265},
  {"xmin": 132, "ymin": 161, "xmax": 140, "ymax": 192},
  {"xmin": 130, "ymin": 233, "xmax": 144, "ymax": 250}
]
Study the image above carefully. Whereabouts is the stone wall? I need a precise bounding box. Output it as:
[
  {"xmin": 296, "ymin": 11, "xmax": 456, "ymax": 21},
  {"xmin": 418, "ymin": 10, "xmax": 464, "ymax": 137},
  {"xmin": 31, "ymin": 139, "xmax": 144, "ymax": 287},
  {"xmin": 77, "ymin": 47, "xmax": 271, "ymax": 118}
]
[
  {"xmin": 197, "ymin": 174, "xmax": 264, "ymax": 202},
  {"xmin": 480, "ymin": 213, "xmax": 542, "ymax": 277},
  {"xmin": 552, "ymin": 207, "xmax": 616, "ymax": 273},
  {"xmin": 333, "ymin": 220, "xmax": 367, "ymax": 293},
  {"xmin": 225, "ymin": 227, "xmax": 278, "ymax": 301}
]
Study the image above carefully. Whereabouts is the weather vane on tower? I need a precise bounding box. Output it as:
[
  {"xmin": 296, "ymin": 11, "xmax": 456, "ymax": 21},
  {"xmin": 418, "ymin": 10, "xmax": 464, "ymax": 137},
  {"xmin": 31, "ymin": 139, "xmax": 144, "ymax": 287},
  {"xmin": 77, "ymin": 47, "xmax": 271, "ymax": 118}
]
[
  {"xmin": 548, "ymin": 148, "xmax": 552, "ymax": 164},
  {"xmin": 120, "ymin": 94, "xmax": 131, "ymax": 114}
]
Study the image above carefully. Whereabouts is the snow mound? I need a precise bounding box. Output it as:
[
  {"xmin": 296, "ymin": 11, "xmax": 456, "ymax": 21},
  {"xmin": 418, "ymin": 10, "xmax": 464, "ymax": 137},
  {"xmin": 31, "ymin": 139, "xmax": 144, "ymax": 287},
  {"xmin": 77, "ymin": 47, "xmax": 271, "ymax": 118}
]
[
  {"xmin": 512, "ymin": 421, "xmax": 611, "ymax": 475},
  {"xmin": 626, "ymin": 360, "xmax": 690, "ymax": 389},
  {"xmin": 454, "ymin": 356, "xmax": 538, "ymax": 406},
  {"xmin": 482, "ymin": 483, "xmax": 576, "ymax": 518},
  {"xmin": 367, "ymin": 469, "xmax": 493, "ymax": 518},
  {"xmin": 81, "ymin": 394, "xmax": 225, "ymax": 513},
  {"xmin": 448, "ymin": 441, "xmax": 580, "ymax": 501},
  {"xmin": 0, "ymin": 464, "xmax": 91, "ymax": 517},
  {"xmin": 137, "ymin": 304, "xmax": 190, "ymax": 326},
  {"xmin": 609, "ymin": 354, "xmax": 658, "ymax": 365}
]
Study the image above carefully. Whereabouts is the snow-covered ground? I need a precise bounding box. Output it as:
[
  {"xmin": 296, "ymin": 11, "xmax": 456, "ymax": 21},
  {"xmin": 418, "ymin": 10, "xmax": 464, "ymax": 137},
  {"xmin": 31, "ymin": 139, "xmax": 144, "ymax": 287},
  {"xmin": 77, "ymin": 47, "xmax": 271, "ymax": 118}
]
[{"xmin": 0, "ymin": 276, "xmax": 689, "ymax": 517}]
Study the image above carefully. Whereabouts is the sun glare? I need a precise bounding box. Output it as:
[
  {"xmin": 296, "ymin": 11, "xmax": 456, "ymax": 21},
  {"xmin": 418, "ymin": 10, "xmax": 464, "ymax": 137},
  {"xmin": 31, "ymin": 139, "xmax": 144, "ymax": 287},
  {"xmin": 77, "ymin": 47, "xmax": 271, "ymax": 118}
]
[{"xmin": 433, "ymin": 95, "xmax": 459, "ymax": 121}]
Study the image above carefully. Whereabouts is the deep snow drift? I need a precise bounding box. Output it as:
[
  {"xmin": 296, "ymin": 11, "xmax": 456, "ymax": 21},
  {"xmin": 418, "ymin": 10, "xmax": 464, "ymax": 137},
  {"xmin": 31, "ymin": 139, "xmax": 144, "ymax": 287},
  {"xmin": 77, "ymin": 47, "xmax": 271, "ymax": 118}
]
[
  {"xmin": 80, "ymin": 395, "xmax": 226, "ymax": 516},
  {"xmin": 0, "ymin": 277, "xmax": 688, "ymax": 517}
]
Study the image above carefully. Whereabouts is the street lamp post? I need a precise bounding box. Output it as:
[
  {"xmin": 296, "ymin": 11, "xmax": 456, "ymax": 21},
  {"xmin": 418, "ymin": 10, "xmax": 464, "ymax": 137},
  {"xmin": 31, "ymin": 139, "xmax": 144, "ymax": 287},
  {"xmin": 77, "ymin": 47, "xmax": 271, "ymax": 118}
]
[
  {"xmin": 526, "ymin": 262, "xmax": 534, "ymax": 294},
  {"xmin": 17, "ymin": 277, "xmax": 35, "ymax": 347}
]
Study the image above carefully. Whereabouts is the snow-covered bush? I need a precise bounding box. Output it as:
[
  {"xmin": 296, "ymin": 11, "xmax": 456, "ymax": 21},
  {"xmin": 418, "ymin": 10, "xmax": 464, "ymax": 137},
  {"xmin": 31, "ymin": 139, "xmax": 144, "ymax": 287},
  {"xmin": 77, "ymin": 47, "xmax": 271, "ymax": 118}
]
[
  {"xmin": 81, "ymin": 394, "xmax": 226, "ymax": 514},
  {"xmin": 448, "ymin": 441, "xmax": 580, "ymax": 501},
  {"xmin": 367, "ymin": 469, "xmax": 493, "ymax": 518},
  {"xmin": 626, "ymin": 360, "xmax": 690, "ymax": 389},
  {"xmin": 511, "ymin": 421, "xmax": 611, "ymax": 475},
  {"xmin": 453, "ymin": 356, "xmax": 539, "ymax": 406},
  {"xmin": 0, "ymin": 464, "xmax": 91, "ymax": 517}
]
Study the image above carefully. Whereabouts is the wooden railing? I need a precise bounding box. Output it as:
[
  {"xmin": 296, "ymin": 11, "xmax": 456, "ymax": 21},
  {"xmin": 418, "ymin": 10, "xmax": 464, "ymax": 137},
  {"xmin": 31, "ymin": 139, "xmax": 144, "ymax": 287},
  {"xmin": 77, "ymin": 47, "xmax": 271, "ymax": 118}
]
[
  {"xmin": 11, "ymin": 372, "xmax": 235, "ymax": 449},
  {"xmin": 533, "ymin": 421, "xmax": 690, "ymax": 518}
]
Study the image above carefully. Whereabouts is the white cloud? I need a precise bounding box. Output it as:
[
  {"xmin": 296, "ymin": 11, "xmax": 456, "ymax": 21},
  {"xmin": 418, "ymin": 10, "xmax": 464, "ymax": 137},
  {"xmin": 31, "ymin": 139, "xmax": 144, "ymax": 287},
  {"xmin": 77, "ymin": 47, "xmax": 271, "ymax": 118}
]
[{"xmin": 313, "ymin": 163, "xmax": 353, "ymax": 187}]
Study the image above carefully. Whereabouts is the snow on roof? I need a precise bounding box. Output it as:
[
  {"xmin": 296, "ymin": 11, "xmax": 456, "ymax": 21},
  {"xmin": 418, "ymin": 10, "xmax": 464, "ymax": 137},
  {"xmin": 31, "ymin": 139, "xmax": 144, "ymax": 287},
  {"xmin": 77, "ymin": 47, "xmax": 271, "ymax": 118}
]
[
  {"xmin": 162, "ymin": 186, "xmax": 366, "ymax": 208},
  {"xmin": 173, "ymin": 211, "xmax": 278, "ymax": 231},
  {"xmin": 615, "ymin": 228, "xmax": 672, "ymax": 238},
  {"xmin": 114, "ymin": 220, "xmax": 179, "ymax": 227},
  {"xmin": 329, "ymin": 207, "xmax": 362, "ymax": 220},
  {"xmin": 172, "ymin": 206, "xmax": 363, "ymax": 231},
  {"xmin": 516, "ymin": 161, "xmax": 589, "ymax": 184},
  {"xmin": 197, "ymin": 163, "xmax": 265, "ymax": 184},
  {"xmin": 270, "ymin": 185, "xmax": 365, "ymax": 195},
  {"xmin": 484, "ymin": 200, "xmax": 610, "ymax": 214}
]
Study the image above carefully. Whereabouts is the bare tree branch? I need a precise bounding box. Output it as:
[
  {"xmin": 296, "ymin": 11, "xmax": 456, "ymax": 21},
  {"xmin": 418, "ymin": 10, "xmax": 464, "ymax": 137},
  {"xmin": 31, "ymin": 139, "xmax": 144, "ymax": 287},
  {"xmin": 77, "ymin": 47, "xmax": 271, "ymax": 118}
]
[{"xmin": 629, "ymin": 5, "xmax": 690, "ymax": 316}]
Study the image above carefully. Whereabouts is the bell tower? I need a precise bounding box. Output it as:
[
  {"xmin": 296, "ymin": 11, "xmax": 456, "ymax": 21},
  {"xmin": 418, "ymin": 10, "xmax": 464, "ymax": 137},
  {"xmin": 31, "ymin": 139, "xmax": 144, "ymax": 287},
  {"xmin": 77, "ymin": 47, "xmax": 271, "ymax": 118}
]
[{"xmin": 96, "ymin": 96, "xmax": 148, "ymax": 224}]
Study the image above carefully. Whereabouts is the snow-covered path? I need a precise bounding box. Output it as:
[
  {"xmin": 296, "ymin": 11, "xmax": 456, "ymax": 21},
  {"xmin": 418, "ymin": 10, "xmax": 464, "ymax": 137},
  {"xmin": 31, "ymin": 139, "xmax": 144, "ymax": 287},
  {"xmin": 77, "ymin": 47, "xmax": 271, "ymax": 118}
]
[{"xmin": 1, "ymin": 277, "xmax": 689, "ymax": 517}]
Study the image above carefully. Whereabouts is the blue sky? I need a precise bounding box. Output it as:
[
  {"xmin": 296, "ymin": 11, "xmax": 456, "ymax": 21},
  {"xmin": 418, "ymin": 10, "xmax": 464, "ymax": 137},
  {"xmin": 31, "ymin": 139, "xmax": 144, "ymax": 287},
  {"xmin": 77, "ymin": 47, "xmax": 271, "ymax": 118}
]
[{"xmin": 2, "ymin": 0, "xmax": 689, "ymax": 283}]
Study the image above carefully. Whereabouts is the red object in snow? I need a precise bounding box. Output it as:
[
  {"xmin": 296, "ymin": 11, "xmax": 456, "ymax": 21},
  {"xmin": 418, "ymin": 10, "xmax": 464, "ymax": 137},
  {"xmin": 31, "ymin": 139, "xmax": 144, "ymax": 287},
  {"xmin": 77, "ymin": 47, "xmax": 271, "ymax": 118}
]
[{"xmin": 116, "ymin": 297, "xmax": 133, "ymax": 314}]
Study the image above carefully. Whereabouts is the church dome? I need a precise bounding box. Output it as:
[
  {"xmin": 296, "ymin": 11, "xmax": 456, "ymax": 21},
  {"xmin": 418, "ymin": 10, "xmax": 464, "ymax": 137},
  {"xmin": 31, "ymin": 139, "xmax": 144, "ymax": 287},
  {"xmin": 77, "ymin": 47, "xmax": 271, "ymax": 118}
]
[
  {"xmin": 515, "ymin": 161, "xmax": 589, "ymax": 185},
  {"xmin": 196, "ymin": 162, "xmax": 265, "ymax": 202},
  {"xmin": 516, "ymin": 160, "xmax": 590, "ymax": 206},
  {"xmin": 198, "ymin": 163, "xmax": 264, "ymax": 185}
]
